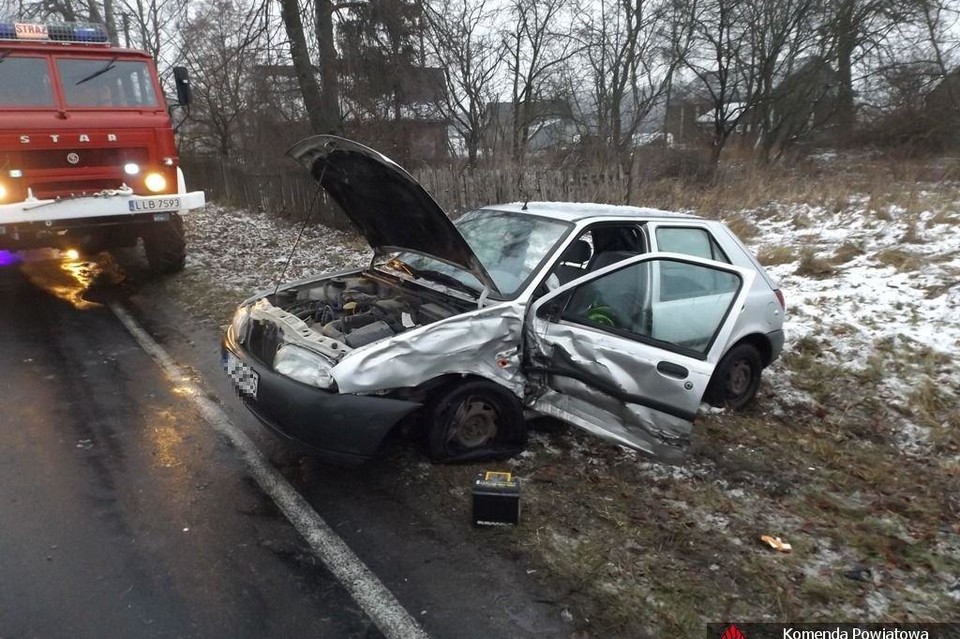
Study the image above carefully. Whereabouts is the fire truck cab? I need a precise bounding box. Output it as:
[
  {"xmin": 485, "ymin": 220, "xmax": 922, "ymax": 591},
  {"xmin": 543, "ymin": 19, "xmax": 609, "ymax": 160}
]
[{"xmin": 0, "ymin": 21, "xmax": 205, "ymax": 273}]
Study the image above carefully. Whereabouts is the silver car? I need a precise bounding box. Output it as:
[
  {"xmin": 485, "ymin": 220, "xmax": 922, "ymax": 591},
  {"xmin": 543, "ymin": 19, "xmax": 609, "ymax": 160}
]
[{"xmin": 222, "ymin": 136, "xmax": 785, "ymax": 465}]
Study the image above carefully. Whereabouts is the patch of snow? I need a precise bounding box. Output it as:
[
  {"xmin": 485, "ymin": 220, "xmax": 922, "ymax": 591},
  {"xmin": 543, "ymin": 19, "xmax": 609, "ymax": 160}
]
[{"xmin": 182, "ymin": 203, "xmax": 371, "ymax": 297}]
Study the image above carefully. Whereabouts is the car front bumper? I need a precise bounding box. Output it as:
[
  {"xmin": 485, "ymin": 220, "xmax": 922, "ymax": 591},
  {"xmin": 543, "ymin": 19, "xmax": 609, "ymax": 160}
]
[{"xmin": 221, "ymin": 330, "xmax": 421, "ymax": 465}]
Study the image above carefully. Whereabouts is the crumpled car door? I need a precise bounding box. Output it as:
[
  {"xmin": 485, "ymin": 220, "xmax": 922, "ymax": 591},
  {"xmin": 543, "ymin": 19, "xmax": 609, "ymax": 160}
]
[{"xmin": 523, "ymin": 253, "xmax": 756, "ymax": 462}]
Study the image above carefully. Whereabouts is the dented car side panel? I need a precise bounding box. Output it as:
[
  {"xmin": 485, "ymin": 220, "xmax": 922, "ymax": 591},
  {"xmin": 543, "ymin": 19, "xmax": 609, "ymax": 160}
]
[{"xmin": 332, "ymin": 302, "xmax": 526, "ymax": 395}]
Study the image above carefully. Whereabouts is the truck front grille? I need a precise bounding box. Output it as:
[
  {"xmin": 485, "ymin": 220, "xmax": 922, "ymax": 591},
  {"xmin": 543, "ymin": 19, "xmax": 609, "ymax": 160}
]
[
  {"xmin": 31, "ymin": 178, "xmax": 125, "ymax": 199},
  {"xmin": 21, "ymin": 148, "xmax": 150, "ymax": 170}
]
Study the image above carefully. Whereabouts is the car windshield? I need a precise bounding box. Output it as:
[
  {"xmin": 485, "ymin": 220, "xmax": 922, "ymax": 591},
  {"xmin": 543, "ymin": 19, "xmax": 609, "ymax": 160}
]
[{"xmin": 386, "ymin": 209, "xmax": 571, "ymax": 298}]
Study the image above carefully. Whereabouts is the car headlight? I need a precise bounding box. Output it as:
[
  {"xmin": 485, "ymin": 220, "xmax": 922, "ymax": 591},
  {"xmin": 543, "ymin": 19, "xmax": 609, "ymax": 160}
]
[
  {"xmin": 230, "ymin": 306, "xmax": 251, "ymax": 343},
  {"xmin": 274, "ymin": 344, "xmax": 335, "ymax": 389}
]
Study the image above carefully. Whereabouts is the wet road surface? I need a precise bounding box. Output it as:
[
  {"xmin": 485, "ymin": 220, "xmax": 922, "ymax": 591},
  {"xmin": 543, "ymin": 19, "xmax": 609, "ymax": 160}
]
[
  {"xmin": 0, "ymin": 253, "xmax": 380, "ymax": 638},
  {"xmin": 0, "ymin": 250, "xmax": 567, "ymax": 639}
]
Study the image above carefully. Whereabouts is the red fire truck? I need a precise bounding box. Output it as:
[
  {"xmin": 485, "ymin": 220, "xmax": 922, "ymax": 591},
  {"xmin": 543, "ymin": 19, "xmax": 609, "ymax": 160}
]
[{"xmin": 0, "ymin": 20, "xmax": 204, "ymax": 273}]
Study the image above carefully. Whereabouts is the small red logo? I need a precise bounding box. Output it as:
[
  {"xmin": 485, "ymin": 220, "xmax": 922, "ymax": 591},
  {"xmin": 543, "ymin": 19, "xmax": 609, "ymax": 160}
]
[{"xmin": 720, "ymin": 624, "xmax": 747, "ymax": 639}]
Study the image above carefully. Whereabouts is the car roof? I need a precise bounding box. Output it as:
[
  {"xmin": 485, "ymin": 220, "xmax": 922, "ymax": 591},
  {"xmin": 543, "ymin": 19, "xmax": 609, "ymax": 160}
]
[{"xmin": 481, "ymin": 201, "xmax": 701, "ymax": 223}]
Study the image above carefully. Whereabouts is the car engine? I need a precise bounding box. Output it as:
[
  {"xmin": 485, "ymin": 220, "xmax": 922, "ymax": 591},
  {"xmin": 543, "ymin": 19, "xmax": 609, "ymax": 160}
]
[{"xmin": 272, "ymin": 273, "xmax": 467, "ymax": 350}]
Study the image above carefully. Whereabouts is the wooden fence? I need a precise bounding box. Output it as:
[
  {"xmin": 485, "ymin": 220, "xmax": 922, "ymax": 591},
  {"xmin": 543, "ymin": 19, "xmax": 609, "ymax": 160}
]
[{"xmin": 181, "ymin": 156, "xmax": 645, "ymax": 230}]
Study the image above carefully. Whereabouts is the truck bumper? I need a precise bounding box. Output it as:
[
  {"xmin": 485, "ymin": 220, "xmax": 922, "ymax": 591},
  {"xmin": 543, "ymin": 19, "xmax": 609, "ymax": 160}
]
[{"xmin": 0, "ymin": 189, "xmax": 205, "ymax": 226}]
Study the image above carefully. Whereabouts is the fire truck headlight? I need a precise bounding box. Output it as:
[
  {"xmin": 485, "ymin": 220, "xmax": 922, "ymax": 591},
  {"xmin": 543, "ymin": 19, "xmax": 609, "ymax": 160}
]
[
  {"xmin": 124, "ymin": 163, "xmax": 140, "ymax": 175},
  {"xmin": 0, "ymin": 182, "xmax": 7, "ymax": 201},
  {"xmin": 144, "ymin": 172, "xmax": 167, "ymax": 193}
]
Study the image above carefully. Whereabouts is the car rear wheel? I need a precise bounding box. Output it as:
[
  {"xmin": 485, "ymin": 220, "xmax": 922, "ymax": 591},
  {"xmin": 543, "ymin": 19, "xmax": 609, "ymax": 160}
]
[
  {"xmin": 427, "ymin": 380, "xmax": 527, "ymax": 463},
  {"xmin": 705, "ymin": 343, "xmax": 762, "ymax": 410},
  {"xmin": 143, "ymin": 214, "xmax": 186, "ymax": 274}
]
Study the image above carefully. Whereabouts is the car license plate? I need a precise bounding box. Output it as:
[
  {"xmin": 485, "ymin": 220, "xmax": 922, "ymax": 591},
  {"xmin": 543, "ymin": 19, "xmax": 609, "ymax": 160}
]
[
  {"xmin": 224, "ymin": 351, "xmax": 259, "ymax": 399},
  {"xmin": 128, "ymin": 197, "xmax": 181, "ymax": 212}
]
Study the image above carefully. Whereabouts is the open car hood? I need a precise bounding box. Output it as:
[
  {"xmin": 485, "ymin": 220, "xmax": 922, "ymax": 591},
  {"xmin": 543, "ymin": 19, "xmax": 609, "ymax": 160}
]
[{"xmin": 287, "ymin": 135, "xmax": 500, "ymax": 296}]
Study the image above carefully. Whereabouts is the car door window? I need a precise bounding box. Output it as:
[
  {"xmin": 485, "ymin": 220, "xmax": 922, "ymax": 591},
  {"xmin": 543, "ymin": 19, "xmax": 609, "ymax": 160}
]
[
  {"xmin": 562, "ymin": 259, "xmax": 741, "ymax": 356},
  {"xmin": 546, "ymin": 224, "xmax": 647, "ymax": 288}
]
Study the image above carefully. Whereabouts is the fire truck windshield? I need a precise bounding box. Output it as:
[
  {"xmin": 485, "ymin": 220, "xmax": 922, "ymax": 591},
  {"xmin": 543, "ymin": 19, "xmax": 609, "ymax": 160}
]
[
  {"xmin": 0, "ymin": 54, "xmax": 55, "ymax": 106},
  {"xmin": 58, "ymin": 58, "xmax": 160, "ymax": 108},
  {"xmin": 0, "ymin": 52, "xmax": 161, "ymax": 109}
]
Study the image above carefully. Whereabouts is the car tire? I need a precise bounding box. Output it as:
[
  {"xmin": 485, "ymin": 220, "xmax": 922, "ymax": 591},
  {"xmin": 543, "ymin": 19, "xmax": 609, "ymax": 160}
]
[
  {"xmin": 143, "ymin": 214, "xmax": 186, "ymax": 274},
  {"xmin": 705, "ymin": 343, "xmax": 762, "ymax": 410},
  {"xmin": 427, "ymin": 380, "xmax": 527, "ymax": 463}
]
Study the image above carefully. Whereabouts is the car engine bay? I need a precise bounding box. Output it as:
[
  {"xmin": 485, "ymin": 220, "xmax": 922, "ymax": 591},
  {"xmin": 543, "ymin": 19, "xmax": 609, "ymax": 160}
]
[{"xmin": 264, "ymin": 271, "xmax": 470, "ymax": 356}]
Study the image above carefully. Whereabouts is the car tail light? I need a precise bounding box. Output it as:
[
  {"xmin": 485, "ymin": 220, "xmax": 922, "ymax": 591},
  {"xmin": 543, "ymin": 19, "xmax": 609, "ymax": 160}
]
[{"xmin": 774, "ymin": 288, "xmax": 785, "ymax": 311}]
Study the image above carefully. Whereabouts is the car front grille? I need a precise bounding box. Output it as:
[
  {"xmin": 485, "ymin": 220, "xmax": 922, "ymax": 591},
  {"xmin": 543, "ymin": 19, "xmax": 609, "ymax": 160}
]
[{"xmin": 247, "ymin": 320, "xmax": 282, "ymax": 368}]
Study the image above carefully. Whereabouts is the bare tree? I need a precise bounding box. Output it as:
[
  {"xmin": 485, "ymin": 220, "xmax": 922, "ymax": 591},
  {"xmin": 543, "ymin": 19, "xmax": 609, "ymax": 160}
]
[
  {"xmin": 677, "ymin": 0, "xmax": 754, "ymax": 167},
  {"xmin": 569, "ymin": 0, "xmax": 685, "ymax": 169},
  {"xmin": 423, "ymin": 0, "xmax": 504, "ymax": 166},
  {"xmin": 502, "ymin": 0, "xmax": 578, "ymax": 162},
  {"xmin": 819, "ymin": 0, "xmax": 908, "ymax": 138},
  {"xmin": 739, "ymin": 0, "xmax": 827, "ymax": 163},
  {"xmin": 179, "ymin": 0, "xmax": 268, "ymax": 159},
  {"xmin": 278, "ymin": 0, "xmax": 328, "ymax": 132},
  {"xmin": 315, "ymin": 0, "xmax": 342, "ymax": 131}
]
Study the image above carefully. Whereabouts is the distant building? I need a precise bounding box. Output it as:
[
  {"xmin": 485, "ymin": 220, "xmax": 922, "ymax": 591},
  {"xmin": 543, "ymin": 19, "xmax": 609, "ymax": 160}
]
[
  {"xmin": 484, "ymin": 100, "xmax": 576, "ymax": 155},
  {"xmin": 664, "ymin": 59, "xmax": 839, "ymax": 149}
]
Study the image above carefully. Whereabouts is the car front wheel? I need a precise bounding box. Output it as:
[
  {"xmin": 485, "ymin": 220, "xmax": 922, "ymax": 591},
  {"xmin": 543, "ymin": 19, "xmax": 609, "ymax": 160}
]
[
  {"xmin": 426, "ymin": 380, "xmax": 527, "ymax": 463},
  {"xmin": 705, "ymin": 343, "xmax": 762, "ymax": 410}
]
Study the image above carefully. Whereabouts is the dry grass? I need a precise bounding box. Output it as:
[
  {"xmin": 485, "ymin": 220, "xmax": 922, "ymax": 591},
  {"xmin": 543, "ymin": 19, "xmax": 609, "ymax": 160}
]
[
  {"xmin": 758, "ymin": 245, "xmax": 797, "ymax": 266},
  {"xmin": 795, "ymin": 249, "xmax": 838, "ymax": 278},
  {"xmin": 874, "ymin": 248, "xmax": 924, "ymax": 273},
  {"xmin": 833, "ymin": 242, "xmax": 865, "ymax": 264}
]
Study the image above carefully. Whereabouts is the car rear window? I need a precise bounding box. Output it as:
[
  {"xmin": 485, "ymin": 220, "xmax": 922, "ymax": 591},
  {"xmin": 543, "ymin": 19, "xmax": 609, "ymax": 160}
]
[{"xmin": 656, "ymin": 227, "xmax": 729, "ymax": 263}]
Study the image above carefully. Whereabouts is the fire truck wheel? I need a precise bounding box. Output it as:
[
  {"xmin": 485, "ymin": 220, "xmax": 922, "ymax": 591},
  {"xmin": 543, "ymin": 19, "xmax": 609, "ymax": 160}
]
[{"xmin": 144, "ymin": 215, "xmax": 186, "ymax": 274}]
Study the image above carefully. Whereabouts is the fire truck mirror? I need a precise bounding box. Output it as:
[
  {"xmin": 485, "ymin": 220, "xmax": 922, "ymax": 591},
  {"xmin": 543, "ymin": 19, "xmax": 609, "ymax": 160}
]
[{"xmin": 173, "ymin": 67, "xmax": 192, "ymax": 106}]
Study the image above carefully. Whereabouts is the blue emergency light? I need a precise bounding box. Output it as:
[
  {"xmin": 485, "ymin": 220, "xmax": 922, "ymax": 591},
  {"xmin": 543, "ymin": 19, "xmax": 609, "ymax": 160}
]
[{"xmin": 0, "ymin": 20, "xmax": 109, "ymax": 43}]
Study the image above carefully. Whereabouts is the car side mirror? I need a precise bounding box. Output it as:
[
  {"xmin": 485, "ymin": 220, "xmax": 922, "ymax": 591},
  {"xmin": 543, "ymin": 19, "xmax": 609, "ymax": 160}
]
[{"xmin": 173, "ymin": 67, "xmax": 192, "ymax": 106}]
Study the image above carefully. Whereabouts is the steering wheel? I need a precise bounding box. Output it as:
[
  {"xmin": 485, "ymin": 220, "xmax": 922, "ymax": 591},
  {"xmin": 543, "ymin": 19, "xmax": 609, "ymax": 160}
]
[{"xmin": 586, "ymin": 304, "xmax": 618, "ymax": 327}]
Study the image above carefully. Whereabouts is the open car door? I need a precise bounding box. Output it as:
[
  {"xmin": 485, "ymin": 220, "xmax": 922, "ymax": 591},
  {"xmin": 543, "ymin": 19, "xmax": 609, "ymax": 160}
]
[{"xmin": 524, "ymin": 253, "xmax": 756, "ymax": 462}]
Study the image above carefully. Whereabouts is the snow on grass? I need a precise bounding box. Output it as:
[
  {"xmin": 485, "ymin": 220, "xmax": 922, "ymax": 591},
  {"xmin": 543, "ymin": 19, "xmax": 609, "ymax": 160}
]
[
  {"xmin": 182, "ymin": 203, "xmax": 371, "ymax": 298},
  {"xmin": 728, "ymin": 196, "xmax": 959, "ymax": 450}
]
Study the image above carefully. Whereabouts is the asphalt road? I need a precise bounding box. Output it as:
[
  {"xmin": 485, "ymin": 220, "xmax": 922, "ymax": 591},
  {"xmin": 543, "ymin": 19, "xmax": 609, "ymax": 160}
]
[{"xmin": 0, "ymin": 251, "xmax": 566, "ymax": 639}]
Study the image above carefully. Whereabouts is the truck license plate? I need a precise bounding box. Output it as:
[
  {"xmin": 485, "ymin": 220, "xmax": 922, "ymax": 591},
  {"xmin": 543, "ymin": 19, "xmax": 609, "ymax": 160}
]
[
  {"xmin": 224, "ymin": 351, "xmax": 259, "ymax": 399},
  {"xmin": 128, "ymin": 197, "xmax": 181, "ymax": 212}
]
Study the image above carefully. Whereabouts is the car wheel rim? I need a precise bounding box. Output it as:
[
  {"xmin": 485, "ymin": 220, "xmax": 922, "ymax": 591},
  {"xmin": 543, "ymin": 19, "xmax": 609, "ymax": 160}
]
[
  {"xmin": 728, "ymin": 359, "xmax": 753, "ymax": 396},
  {"xmin": 448, "ymin": 397, "xmax": 498, "ymax": 449}
]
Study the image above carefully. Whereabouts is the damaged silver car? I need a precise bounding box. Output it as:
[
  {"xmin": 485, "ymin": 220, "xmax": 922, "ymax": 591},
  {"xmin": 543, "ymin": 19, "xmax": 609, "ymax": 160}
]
[{"xmin": 222, "ymin": 136, "xmax": 785, "ymax": 465}]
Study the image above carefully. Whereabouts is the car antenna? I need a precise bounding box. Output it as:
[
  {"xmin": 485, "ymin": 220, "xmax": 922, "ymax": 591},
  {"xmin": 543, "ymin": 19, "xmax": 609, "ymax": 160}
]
[
  {"xmin": 518, "ymin": 163, "xmax": 528, "ymax": 210},
  {"xmin": 273, "ymin": 163, "xmax": 328, "ymax": 296}
]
